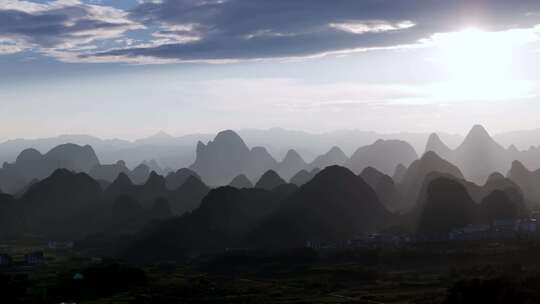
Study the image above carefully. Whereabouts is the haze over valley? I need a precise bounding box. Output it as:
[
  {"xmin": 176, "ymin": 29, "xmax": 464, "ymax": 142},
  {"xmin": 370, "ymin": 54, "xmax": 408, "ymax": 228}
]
[{"xmin": 4, "ymin": 0, "xmax": 540, "ymax": 302}]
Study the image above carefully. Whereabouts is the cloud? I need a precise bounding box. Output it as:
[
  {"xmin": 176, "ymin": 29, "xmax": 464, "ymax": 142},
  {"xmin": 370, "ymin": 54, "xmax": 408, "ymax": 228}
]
[
  {"xmin": 2, "ymin": 0, "xmax": 540, "ymax": 63},
  {"xmin": 0, "ymin": 0, "xmax": 143, "ymax": 59},
  {"xmin": 329, "ymin": 20, "xmax": 415, "ymax": 34},
  {"xmin": 86, "ymin": 0, "xmax": 540, "ymax": 63}
]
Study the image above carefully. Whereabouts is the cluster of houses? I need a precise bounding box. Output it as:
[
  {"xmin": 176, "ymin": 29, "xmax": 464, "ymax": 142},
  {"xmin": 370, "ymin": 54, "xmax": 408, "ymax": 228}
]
[
  {"xmin": 48, "ymin": 240, "xmax": 74, "ymax": 250},
  {"xmin": 449, "ymin": 218, "xmax": 537, "ymax": 241},
  {"xmin": 305, "ymin": 218, "xmax": 539, "ymax": 250},
  {"xmin": 0, "ymin": 251, "xmax": 45, "ymax": 267},
  {"xmin": 306, "ymin": 234, "xmax": 412, "ymax": 250},
  {"xmin": 0, "ymin": 239, "xmax": 74, "ymax": 267}
]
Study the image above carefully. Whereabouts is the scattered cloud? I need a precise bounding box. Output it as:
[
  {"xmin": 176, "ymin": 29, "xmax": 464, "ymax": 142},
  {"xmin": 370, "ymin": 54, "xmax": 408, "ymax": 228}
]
[
  {"xmin": 329, "ymin": 20, "xmax": 415, "ymax": 34},
  {"xmin": 2, "ymin": 0, "xmax": 540, "ymax": 63},
  {"xmin": 0, "ymin": 0, "xmax": 143, "ymax": 60}
]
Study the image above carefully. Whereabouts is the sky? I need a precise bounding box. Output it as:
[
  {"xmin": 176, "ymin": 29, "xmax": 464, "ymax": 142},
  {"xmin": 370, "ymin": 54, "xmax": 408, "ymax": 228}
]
[{"xmin": 1, "ymin": 0, "xmax": 540, "ymax": 140}]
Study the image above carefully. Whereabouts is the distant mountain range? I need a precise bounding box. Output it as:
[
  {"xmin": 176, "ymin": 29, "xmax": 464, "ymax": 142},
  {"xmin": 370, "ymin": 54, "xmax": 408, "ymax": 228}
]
[
  {"xmin": 0, "ymin": 128, "xmax": 474, "ymax": 168},
  {"xmin": 1, "ymin": 127, "xmax": 539, "ymax": 177},
  {"xmin": 0, "ymin": 144, "xmax": 535, "ymax": 259},
  {"xmin": 3, "ymin": 125, "xmax": 540, "ymax": 192},
  {"xmin": 426, "ymin": 125, "xmax": 540, "ymax": 184}
]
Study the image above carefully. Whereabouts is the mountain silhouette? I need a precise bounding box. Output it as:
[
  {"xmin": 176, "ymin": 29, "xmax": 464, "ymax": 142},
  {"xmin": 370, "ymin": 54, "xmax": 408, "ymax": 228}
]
[
  {"xmin": 104, "ymin": 171, "xmax": 166, "ymax": 204},
  {"xmin": 308, "ymin": 146, "xmax": 348, "ymax": 170},
  {"xmin": 479, "ymin": 190, "xmax": 522, "ymax": 224},
  {"xmin": 165, "ymin": 168, "xmax": 201, "ymax": 190},
  {"xmin": 274, "ymin": 149, "xmax": 308, "ymax": 181},
  {"xmin": 454, "ymin": 125, "xmax": 510, "ymax": 184},
  {"xmin": 89, "ymin": 160, "xmax": 130, "ymax": 182},
  {"xmin": 130, "ymin": 163, "xmax": 151, "ymax": 184},
  {"xmin": 169, "ymin": 175, "xmax": 210, "ymax": 214},
  {"xmin": 289, "ymin": 168, "xmax": 320, "ymax": 186},
  {"xmin": 142, "ymin": 159, "xmax": 164, "ymax": 175},
  {"xmin": 425, "ymin": 133, "xmax": 453, "ymax": 161},
  {"xmin": 425, "ymin": 125, "xmax": 517, "ymax": 184},
  {"xmin": 229, "ymin": 174, "xmax": 253, "ymax": 189},
  {"xmin": 0, "ymin": 144, "xmax": 100, "ymax": 194},
  {"xmin": 483, "ymin": 172, "xmax": 520, "ymax": 195},
  {"xmin": 417, "ymin": 177, "xmax": 476, "ymax": 235},
  {"xmin": 250, "ymin": 166, "xmax": 391, "ymax": 248},
  {"xmin": 4, "ymin": 127, "xmax": 540, "ymax": 177},
  {"xmin": 45, "ymin": 144, "xmax": 100, "ymax": 172},
  {"xmin": 345, "ymin": 139, "xmax": 418, "ymax": 175},
  {"xmin": 123, "ymin": 185, "xmax": 292, "ymax": 262},
  {"xmin": 0, "ymin": 192, "xmax": 22, "ymax": 239},
  {"xmin": 190, "ymin": 130, "xmax": 279, "ymax": 185},
  {"xmin": 507, "ymin": 160, "xmax": 540, "ymax": 206},
  {"xmin": 360, "ymin": 167, "xmax": 402, "ymax": 212},
  {"xmin": 104, "ymin": 172, "xmax": 135, "ymax": 201},
  {"xmin": 21, "ymin": 169, "xmax": 103, "ymax": 238},
  {"xmin": 104, "ymin": 170, "xmax": 209, "ymax": 215},
  {"xmin": 135, "ymin": 131, "xmax": 175, "ymax": 145},
  {"xmin": 393, "ymin": 163, "xmax": 407, "ymax": 183},
  {"xmin": 136, "ymin": 171, "xmax": 168, "ymax": 204},
  {"xmin": 150, "ymin": 197, "xmax": 173, "ymax": 219},
  {"xmin": 247, "ymin": 146, "xmax": 278, "ymax": 181},
  {"xmin": 254, "ymin": 170, "xmax": 286, "ymax": 190},
  {"xmin": 398, "ymin": 151, "xmax": 464, "ymax": 210}
]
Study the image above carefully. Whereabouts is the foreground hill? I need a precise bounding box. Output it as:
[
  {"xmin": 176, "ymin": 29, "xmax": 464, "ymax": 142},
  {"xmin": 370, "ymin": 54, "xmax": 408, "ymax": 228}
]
[
  {"xmin": 359, "ymin": 167, "xmax": 402, "ymax": 212},
  {"xmin": 105, "ymin": 172, "xmax": 210, "ymax": 215},
  {"xmin": 20, "ymin": 169, "xmax": 103, "ymax": 238},
  {"xmin": 123, "ymin": 185, "xmax": 297, "ymax": 262},
  {"xmin": 507, "ymin": 160, "xmax": 540, "ymax": 206},
  {"xmin": 417, "ymin": 176, "xmax": 526, "ymax": 235},
  {"xmin": 122, "ymin": 166, "xmax": 392, "ymax": 261},
  {"xmin": 417, "ymin": 177, "xmax": 477, "ymax": 235},
  {"xmin": 398, "ymin": 151, "xmax": 464, "ymax": 210},
  {"xmin": 249, "ymin": 166, "xmax": 392, "ymax": 248}
]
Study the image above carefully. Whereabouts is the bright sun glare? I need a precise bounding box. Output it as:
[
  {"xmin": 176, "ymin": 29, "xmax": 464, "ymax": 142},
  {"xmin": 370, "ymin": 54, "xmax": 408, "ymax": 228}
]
[{"xmin": 429, "ymin": 27, "xmax": 538, "ymax": 101}]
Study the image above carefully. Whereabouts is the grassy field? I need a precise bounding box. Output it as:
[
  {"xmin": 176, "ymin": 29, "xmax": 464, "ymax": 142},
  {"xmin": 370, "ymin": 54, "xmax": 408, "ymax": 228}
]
[{"xmin": 4, "ymin": 240, "xmax": 540, "ymax": 303}]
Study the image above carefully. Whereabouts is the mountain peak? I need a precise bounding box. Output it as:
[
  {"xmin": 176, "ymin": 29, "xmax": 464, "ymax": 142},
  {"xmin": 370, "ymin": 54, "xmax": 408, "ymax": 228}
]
[
  {"xmin": 251, "ymin": 146, "xmax": 269, "ymax": 154},
  {"xmin": 465, "ymin": 125, "xmax": 491, "ymax": 141},
  {"xmin": 427, "ymin": 132, "xmax": 441, "ymax": 142},
  {"xmin": 326, "ymin": 146, "xmax": 348, "ymax": 160},
  {"xmin": 145, "ymin": 171, "xmax": 164, "ymax": 184},
  {"xmin": 360, "ymin": 166, "xmax": 384, "ymax": 179},
  {"xmin": 16, "ymin": 148, "xmax": 43, "ymax": 163},
  {"xmin": 255, "ymin": 170, "xmax": 285, "ymax": 190},
  {"xmin": 309, "ymin": 146, "xmax": 348, "ymax": 170},
  {"xmin": 151, "ymin": 131, "xmax": 173, "ymax": 139},
  {"xmin": 508, "ymin": 144, "xmax": 519, "ymax": 153},
  {"xmin": 510, "ymin": 160, "xmax": 529, "ymax": 172},
  {"xmin": 50, "ymin": 168, "xmax": 74, "ymax": 179},
  {"xmin": 309, "ymin": 165, "xmax": 356, "ymax": 184},
  {"xmin": 229, "ymin": 174, "xmax": 253, "ymax": 188},
  {"xmin": 282, "ymin": 149, "xmax": 304, "ymax": 163},
  {"xmin": 393, "ymin": 163, "xmax": 407, "ymax": 183},
  {"xmin": 328, "ymin": 146, "xmax": 344, "ymax": 155},
  {"xmin": 486, "ymin": 172, "xmax": 505, "ymax": 184},
  {"xmin": 213, "ymin": 130, "xmax": 246, "ymax": 146},
  {"xmin": 112, "ymin": 172, "xmax": 134, "ymax": 187},
  {"xmin": 422, "ymin": 150, "xmax": 443, "ymax": 161},
  {"xmin": 180, "ymin": 175, "xmax": 207, "ymax": 189},
  {"xmin": 426, "ymin": 133, "xmax": 443, "ymax": 148},
  {"xmin": 425, "ymin": 133, "xmax": 452, "ymax": 156}
]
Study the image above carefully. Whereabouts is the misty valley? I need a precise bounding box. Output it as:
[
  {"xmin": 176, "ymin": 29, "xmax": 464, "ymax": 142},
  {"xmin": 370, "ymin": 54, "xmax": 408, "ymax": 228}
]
[{"xmin": 2, "ymin": 125, "xmax": 540, "ymax": 303}]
